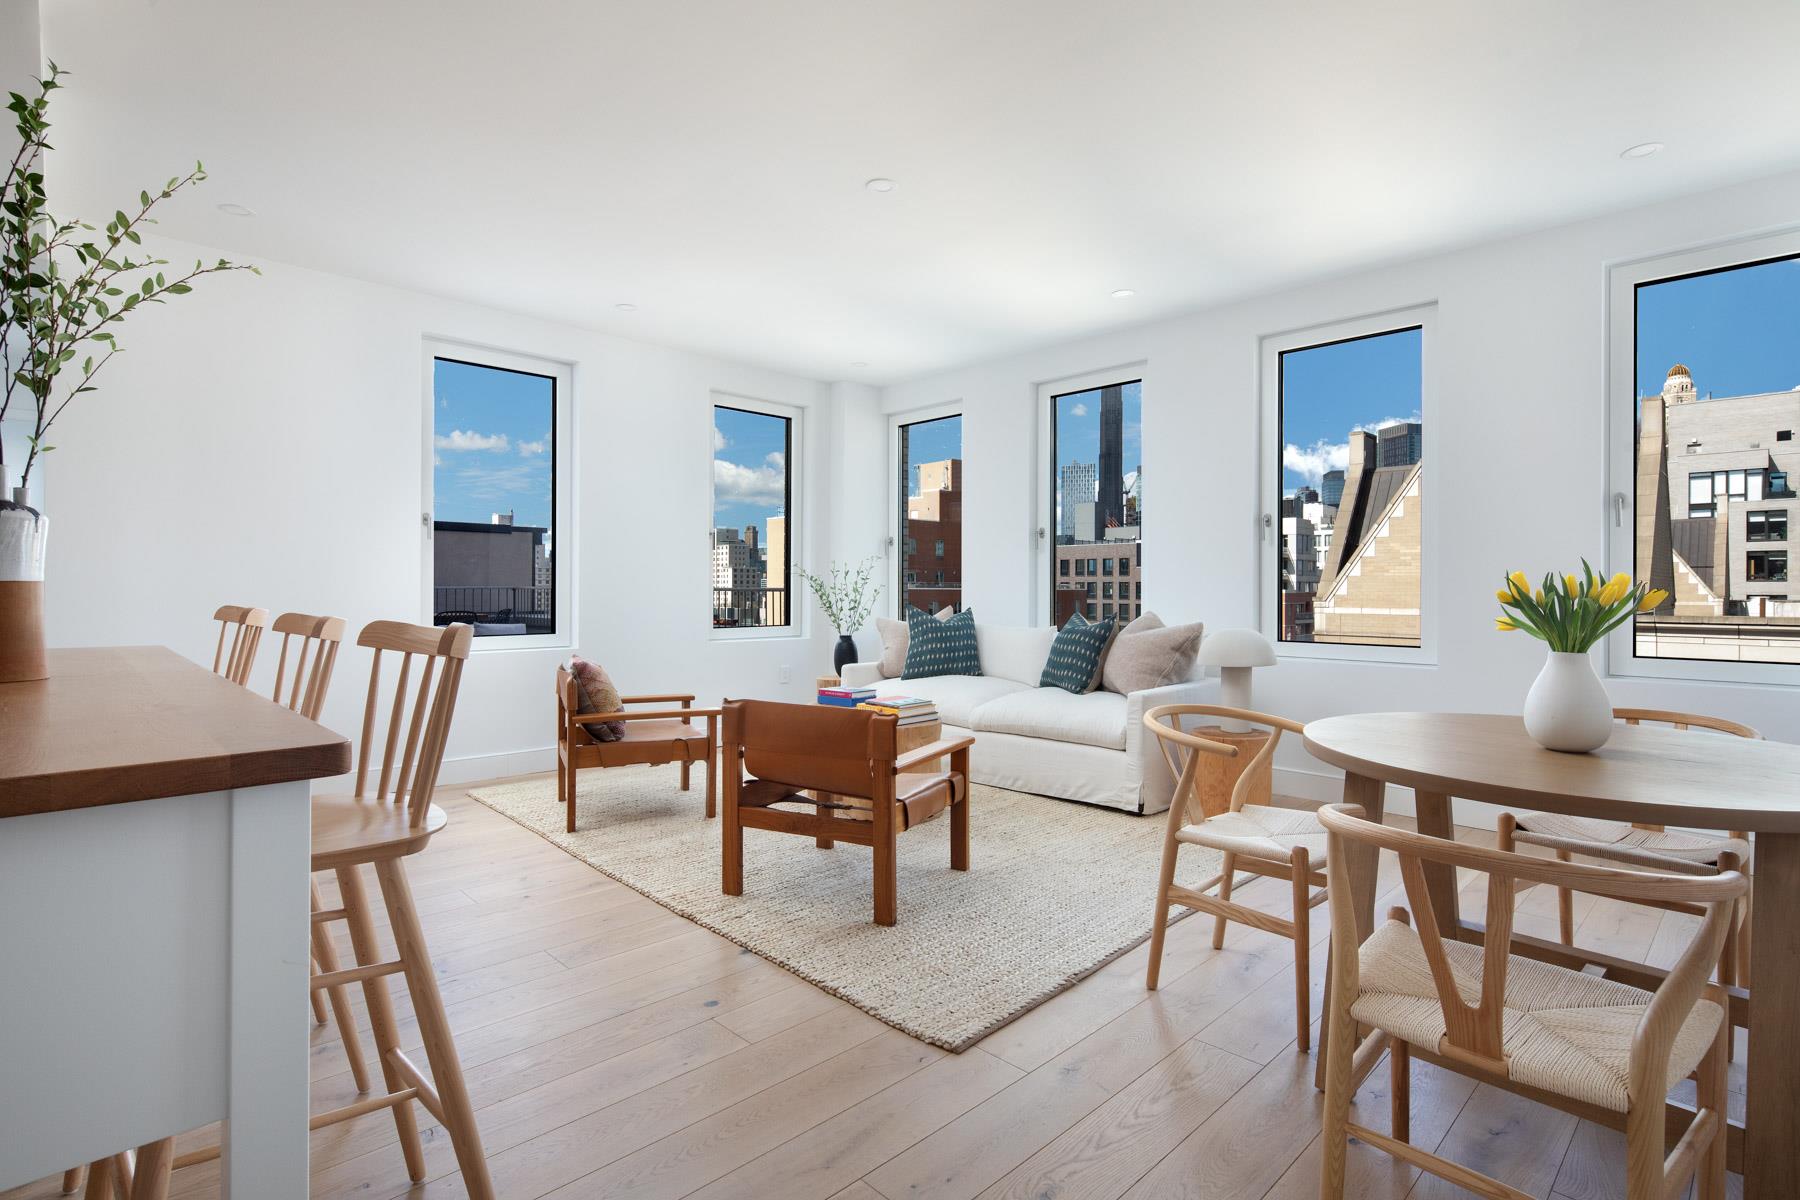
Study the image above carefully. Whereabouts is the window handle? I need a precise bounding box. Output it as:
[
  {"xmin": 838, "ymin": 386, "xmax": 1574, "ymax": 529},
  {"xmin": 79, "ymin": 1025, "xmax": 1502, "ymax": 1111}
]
[{"xmin": 1612, "ymin": 492, "xmax": 1627, "ymax": 528}]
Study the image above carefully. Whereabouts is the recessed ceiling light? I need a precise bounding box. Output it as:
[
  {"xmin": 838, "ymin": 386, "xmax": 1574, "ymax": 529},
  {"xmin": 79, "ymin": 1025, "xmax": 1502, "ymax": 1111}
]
[
  {"xmin": 864, "ymin": 178, "xmax": 897, "ymax": 193},
  {"xmin": 1110, "ymin": 288, "xmax": 1136, "ymax": 299},
  {"xmin": 216, "ymin": 202, "xmax": 255, "ymax": 217},
  {"xmin": 850, "ymin": 361, "xmax": 868, "ymax": 368},
  {"xmin": 1620, "ymin": 142, "xmax": 1664, "ymax": 160},
  {"xmin": 614, "ymin": 302, "xmax": 638, "ymax": 312}
]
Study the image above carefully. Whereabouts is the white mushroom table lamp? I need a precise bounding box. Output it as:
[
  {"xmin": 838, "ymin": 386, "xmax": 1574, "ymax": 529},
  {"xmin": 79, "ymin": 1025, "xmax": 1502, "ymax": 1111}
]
[{"xmin": 1196, "ymin": 628, "xmax": 1277, "ymax": 732}]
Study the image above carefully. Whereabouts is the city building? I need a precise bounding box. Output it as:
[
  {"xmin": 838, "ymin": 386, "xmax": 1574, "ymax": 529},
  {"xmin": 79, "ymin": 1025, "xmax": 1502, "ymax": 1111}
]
[
  {"xmin": 1311, "ymin": 429, "xmax": 1423, "ymax": 646},
  {"xmin": 1053, "ymin": 538, "xmax": 1142, "ymax": 625},
  {"xmin": 1096, "ymin": 384, "xmax": 1125, "ymax": 531},
  {"xmin": 902, "ymin": 458, "xmax": 962, "ymax": 612},
  {"xmin": 1058, "ymin": 462, "xmax": 1096, "ymax": 540},
  {"xmin": 1634, "ymin": 364, "xmax": 1800, "ymax": 659},
  {"xmin": 763, "ymin": 515, "xmax": 787, "ymax": 626},
  {"xmin": 1376, "ymin": 420, "xmax": 1422, "ymax": 468},
  {"xmin": 432, "ymin": 511, "xmax": 551, "ymax": 631},
  {"xmin": 1320, "ymin": 468, "xmax": 1345, "ymax": 508},
  {"xmin": 710, "ymin": 526, "xmax": 766, "ymax": 626}
]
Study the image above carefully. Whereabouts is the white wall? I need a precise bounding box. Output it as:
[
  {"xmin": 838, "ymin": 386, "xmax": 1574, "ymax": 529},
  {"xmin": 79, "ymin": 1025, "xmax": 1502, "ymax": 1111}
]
[
  {"xmin": 875, "ymin": 168, "xmax": 1800, "ymax": 813},
  {"xmin": 38, "ymin": 237, "xmax": 838, "ymax": 780}
]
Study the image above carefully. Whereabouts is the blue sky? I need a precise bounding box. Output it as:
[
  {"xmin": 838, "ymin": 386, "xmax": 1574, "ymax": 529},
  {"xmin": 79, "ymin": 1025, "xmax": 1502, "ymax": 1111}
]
[
  {"xmin": 1638, "ymin": 255, "xmax": 1800, "ymax": 399},
  {"xmin": 1280, "ymin": 327, "xmax": 1421, "ymax": 496},
  {"xmin": 903, "ymin": 414, "xmax": 961, "ymax": 492},
  {"xmin": 433, "ymin": 358, "xmax": 554, "ymax": 532},
  {"xmin": 713, "ymin": 406, "xmax": 789, "ymax": 533},
  {"xmin": 1055, "ymin": 380, "xmax": 1143, "ymax": 529}
]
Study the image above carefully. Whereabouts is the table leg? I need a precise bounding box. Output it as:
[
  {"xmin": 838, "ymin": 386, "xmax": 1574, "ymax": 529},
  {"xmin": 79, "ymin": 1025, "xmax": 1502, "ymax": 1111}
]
[
  {"xmin": 1411, "ymin": 791, "xmax": 1461, "ymax": 930},
  {"xmin": 1745, "ymin": 831, "xmax": 1800, "ymax": 1200},
  {"xmin": 222, "ymin": 781, "xmax": 311, "ymax": 1199},
  {"xmin": 1315, "ymin": 771, "xmax": 1386, "ymax": 1090}
]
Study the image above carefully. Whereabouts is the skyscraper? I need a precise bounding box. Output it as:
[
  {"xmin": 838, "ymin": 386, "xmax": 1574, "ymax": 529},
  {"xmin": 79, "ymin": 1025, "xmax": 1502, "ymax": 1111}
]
[
  {"xmin": 1320, "ymin": 469, "xmax": 1345, "ymax": 508},
  {"xmin": 1377, "ymin": 421, "xmax": 1422, "ymax": 468},
  {"xmin": 1058, "ymin": 462, "xmax": 1096, "ymax": 540},
  {"xmin": 1097, "ymin": 385, "xmax": 1124, "ymax": 530}
]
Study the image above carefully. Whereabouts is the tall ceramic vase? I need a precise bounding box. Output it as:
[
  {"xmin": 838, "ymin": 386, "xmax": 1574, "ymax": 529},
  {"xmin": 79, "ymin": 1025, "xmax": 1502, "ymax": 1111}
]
[
  {"xmin": 1522, "ymin": 650, "xmax": 1611, "ymax": 753},
  {"xmin": 0, "ymin": 486, "xmax": 48, "ymax": 683}
]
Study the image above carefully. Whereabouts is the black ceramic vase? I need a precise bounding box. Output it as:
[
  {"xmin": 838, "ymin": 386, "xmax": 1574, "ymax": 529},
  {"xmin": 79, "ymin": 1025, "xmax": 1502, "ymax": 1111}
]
[{"xmin": 832, "ymin": 633, "xmax": 857, "ymax": 674}]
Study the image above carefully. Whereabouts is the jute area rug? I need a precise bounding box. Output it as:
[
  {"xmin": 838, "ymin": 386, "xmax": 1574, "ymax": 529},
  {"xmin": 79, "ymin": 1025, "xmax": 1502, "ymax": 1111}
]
[{"xmin": 468, "ymin": 766, "xmax": 1215, "ymax": 1051}]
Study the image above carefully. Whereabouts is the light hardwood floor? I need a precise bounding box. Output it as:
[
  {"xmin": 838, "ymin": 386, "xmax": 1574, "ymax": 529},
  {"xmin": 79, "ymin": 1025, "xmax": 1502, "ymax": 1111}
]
[{"xmin": 5, "ymin": 773, "xmax": 1746, "ymax": 1200}]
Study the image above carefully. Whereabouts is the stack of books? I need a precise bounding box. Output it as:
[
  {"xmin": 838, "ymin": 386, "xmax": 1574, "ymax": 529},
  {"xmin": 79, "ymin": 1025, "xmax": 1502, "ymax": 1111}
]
[
  {"xmin": 858, "ymin": 696, "xmax": 940, "ymax": 727},
  {"xmin": 817, "ymin": 684, "xmax": 877, "ymax": 708}
]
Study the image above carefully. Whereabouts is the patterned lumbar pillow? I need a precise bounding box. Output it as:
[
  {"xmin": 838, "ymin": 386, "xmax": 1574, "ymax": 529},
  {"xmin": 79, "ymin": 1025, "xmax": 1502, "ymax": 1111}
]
[
  {"xmin": 902, "ymin": 607, "xmax": 982, "ymax": 679},
  {"xmin": 1039, "ymin": 612, "xmax": 1119, "ymax": 694},
  {"xmin": 567, "ymin": 656, "xmax": 626, "ymax": 741}
]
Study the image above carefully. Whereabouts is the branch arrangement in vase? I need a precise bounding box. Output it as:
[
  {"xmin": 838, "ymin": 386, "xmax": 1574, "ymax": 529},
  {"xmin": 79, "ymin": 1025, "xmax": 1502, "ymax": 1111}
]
[
  {"xmin": 1493, "ymin": 562, "xmax": 1667, "ymax": 652},
  {"xmin": 799, "ymin": 557, "xmax": 881, "ymax": 635},
  {"xmin": 1, "ymin": 63, "xmax": 258, "ymax": 496}
]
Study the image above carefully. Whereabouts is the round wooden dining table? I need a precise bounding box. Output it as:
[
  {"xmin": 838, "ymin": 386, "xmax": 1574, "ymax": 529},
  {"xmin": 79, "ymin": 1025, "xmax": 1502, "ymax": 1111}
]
[{"xmin": 1303, "ymin": 712, "xmax": 1800, "ymax": 1200}]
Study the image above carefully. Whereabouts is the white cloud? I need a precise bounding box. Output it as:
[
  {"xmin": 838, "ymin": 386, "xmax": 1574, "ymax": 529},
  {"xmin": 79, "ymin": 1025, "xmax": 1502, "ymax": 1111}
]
[
  {"xmin": 434, "ymin": 429, "xmax": 510, "ymax": 452},
  {"xmin": 1283, "ymin": 439, "xmax": 1349, "ymax": 485},
  {"xmin": 764, "ymin": 450, "xmax": 784, "ymax": 469},
  {"xmin": 1070, "ymin": 402, "xmax": 1088, "ymax": 417},
  {"xmin": 713, "ymin": 426, "xmax": 729, "ymax": 452},
  {"xmin": 517, "ymin": 438, "xmax": 547, "ymax": 457},
  {"xmin": 713, "ymin": 456, "xmax": 786, "ymax": 507},
  {"xmin": 450, "ymin": 460, "xmax": 544, "ymax": 502}
]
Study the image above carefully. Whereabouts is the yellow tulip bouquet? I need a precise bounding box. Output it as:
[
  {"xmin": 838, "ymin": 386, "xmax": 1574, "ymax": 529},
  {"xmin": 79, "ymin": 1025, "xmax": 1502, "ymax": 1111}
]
[{"xmin": 1494, "ymin": 561, "xmax": 1668, "ymax": 653}]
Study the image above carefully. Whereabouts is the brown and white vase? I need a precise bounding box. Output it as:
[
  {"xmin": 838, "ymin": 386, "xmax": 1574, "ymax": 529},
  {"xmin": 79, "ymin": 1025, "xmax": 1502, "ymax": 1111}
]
[{"xmin": 0, "ymin": 485, "xmax": 48, "ymax": 683}]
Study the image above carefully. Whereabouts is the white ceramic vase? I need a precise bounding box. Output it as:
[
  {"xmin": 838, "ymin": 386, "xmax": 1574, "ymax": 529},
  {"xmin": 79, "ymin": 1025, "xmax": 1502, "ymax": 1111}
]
[{"xmin": 1522, "ymin": 650, "xmax": 1612, "ymax": 753}]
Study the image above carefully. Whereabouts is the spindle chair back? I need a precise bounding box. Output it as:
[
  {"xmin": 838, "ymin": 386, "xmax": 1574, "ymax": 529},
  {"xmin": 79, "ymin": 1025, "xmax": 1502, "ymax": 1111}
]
[
  {"xmin": 269, "ymin": 612, "xmax": 346, "ymax": 721},
  {"xmin": 210, "ymin": 604, "xmax": 268, "ymax": 686}
]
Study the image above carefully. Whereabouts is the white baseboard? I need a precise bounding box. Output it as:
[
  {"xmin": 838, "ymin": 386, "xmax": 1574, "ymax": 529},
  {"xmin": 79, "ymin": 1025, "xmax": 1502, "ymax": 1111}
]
[{"xmin": 437, "ymin": 746, "xmax": 556, "ymax": 786}]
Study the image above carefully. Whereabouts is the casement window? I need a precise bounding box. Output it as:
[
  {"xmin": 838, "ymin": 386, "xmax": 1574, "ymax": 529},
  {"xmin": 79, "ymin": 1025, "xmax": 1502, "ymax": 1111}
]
[
  {"xmin": 1039, "ymin": 371, "xmax": 1143, "ymax": 627},
  {"xmin": 893, "ymin": 410, "xmax": 963, "ymax": 615},
  {"xmin": 1261, "ymin": 310, "xmax": 1433, "ymax": 661},
  {"xmin": 424, "ymin": 342, "xmax": 572, "ymax": 648},
  {"xmin": 711, "ymin": 397, "xmax": 798, "ymax": 634},
  {"xmin": 1607, "ymin": 235, "xmax": 1800, "ymax": 678}
]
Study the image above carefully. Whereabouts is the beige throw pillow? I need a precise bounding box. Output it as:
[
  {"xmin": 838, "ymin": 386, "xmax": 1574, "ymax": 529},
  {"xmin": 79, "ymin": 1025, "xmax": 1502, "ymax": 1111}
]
[
  {"xmin": 1103, "ymin": 613, "xmax": 1204, "ymax": 695},
  {"xmin": 875, "ymin": 606, "xmax": 955, "ymax": 678}
]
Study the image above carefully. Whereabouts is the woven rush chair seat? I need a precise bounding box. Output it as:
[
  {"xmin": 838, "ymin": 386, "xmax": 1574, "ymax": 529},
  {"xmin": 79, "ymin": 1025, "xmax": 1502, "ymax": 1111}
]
[
  {"xmin": 1175, "ymin": 803, "xmax": 1329, "ymax": 866},
  {"xmin": 1510, "ymin": 810, "xmax": 1749, "ymax": 865},
  {"xmin": 1353, "ymin": 917, "xmax": 1724, "ymax": 1113}
]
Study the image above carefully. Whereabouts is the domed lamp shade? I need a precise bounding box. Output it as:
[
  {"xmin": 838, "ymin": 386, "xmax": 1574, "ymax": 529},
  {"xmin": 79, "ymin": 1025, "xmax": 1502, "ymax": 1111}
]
[{"xmin": 1196, "ymin": 628, "xmax": 1277, "ymax": 730}]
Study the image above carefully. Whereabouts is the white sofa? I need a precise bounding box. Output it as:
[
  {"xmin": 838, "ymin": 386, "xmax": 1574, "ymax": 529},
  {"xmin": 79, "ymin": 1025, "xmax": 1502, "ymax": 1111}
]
[{"xmin": 841, "ymin": 622, "xmax": 1212, "ymax": 815}]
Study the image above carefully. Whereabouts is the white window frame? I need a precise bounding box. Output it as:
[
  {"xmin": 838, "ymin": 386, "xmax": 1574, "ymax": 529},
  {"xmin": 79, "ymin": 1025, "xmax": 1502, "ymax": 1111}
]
[
  {"xmin": 420, "ymin": 338, "xmax": 575, "ymax": 653},
  {"xmin": 1257, "ymin": 304, "xmax": 1438, "ymax": 665},
  {"xmin": 1035, "ymin": 364, "xmax": 1149, "ymax": 626},
  {"xmin": 710, "ymin": 391, "xmax": 804, "ymax": 641},
  {"xmin": 1604, "ymin": 227, "xmax": 1800, "ymax": 685},
  {"xmin": 886, "ymin": 401, "xmax": 962, "ymax": 619}
]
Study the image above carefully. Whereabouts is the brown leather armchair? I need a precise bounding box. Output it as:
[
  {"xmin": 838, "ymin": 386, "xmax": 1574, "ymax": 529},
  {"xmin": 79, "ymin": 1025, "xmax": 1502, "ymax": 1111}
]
[
  {"xmin": 720, "ymin": 698, "xmax": 973, "ymax": 926},
  {"xmin": 556, "ymin": 667, "xmax": 720, "ymax": 833}
]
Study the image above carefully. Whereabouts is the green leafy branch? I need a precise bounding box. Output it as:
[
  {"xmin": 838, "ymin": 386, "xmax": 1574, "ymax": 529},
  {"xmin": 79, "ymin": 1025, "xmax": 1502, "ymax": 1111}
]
[
  {"xmin": 2, "ymin": 62, "xmax": 259, "ymax": 492},
  {"xmin": 799, "ymin": 557, "xmax": 882, "ymax": 635}
]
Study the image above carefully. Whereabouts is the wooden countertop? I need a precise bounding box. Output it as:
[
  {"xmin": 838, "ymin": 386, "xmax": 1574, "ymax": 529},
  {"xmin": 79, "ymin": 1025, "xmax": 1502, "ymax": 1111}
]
[{"xmin": 0, "ymin": 646, "xmax": 352, "ymax": 818}]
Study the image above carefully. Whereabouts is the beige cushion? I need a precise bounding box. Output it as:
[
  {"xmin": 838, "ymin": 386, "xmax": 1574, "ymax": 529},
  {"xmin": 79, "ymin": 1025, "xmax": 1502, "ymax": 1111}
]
[
  {"xmin": 876, "ymin": 607, "xmax": 954, "ymax": 678},
  {"xmin": 975, "ymin": 624, "xmax": 1061, "ymax": 686},
  {"xmin": 1103, "ymin": 613, "xmax": 1204, "ymax": 695},
  {"xmin": 970, "ymin": 686, "xmax": 1129, "ymax": 751},
  {"xmin": 1513, "ymin": 812, "xmax": 1748, "ymax": 864},
  {"xmin": 1175, "ymin": 803, "xmax": 1328, "ymax": 865},
  {"xmin": 1351, "ymin": 919, "xmax": 1722, "ymax": 1112},
  {"xmin": 860, "ymin": 674, "xmax": 1026, "ymax": 729}
]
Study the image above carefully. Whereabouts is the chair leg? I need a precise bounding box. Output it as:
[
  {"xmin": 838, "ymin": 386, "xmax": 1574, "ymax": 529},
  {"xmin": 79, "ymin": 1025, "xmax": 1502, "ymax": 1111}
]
[
  {"xmin": 704, "ymin": 736, "xmax": 717, "ymax": 820},
  {"xmin": 109, "ymin": 1152, "xmax": 132, "ymax": 1199},
  {"xmin": 309, "ymin": 951, "xmax": 327, "ymax": 1024},
  {"xmin": 375, "ymin": 858, "xmax": 495, "ymax": 1200},
  {"xmin": 1146, "ymin": 807, "xmax": 1184, "ymax": 992},
  {"xmin": 564, "ymin": 753, "xmax": 578, "ymax": 834},
  {"xmin": 311, "ymin": 877, "xmax": 372, "ymax": 1094},
  {"xmin": 128, "ymin": 1138, "xmax": 173, "ymax": 1200},
  {"xmin": 335, "ymin": 864, "xmax": 425, "ymax": 1182},
  {"xmin": 1624, "ymin": 1060, "xmax": 1668, "ymax": 1200},
  {"xmin": 951, "ymin": 792, "xmax": 970, "ymax": 872},
  {"xmin": 1390, "ymin": 1037, "xmax": 1410, "ymax": 1143},
  {"xmin": 873, "ymin": 805, "xmax": 898, "ymax": 927},
  {"xmin": 63, "ymin": 1166, "xmax": 86, "ymax": 1194},
  {"xmin": 1213, "ymin": 851, "xmax": 1238, "ymax": 950},
  {"xmin": 1318, "ymin": 958, "xmax": 1356, "ymax": 1199},
  {"xmin": 79, "ymin": 1159, "xmax": 110, "ymax": 1200},
  {"xmin": 815, "ymin": 793, "xmax": 836, "ymax": 849},
  {"xmin": 557, "ymin": 747, "xmax": 568, "ymax": 830},
  {"xmin": 1695, "ymin": 988, "xmax": 1729, "ymax": 1200},
  {"xmin": 722, "ymin": 788, "xmax": 744, "ymax": 898},
  {"xmin": 680, "ymin": 756, "xmax": 692, "ymax": 792},
  {"xmin": 1291, "ymin": 848, "xmax": 1311, "ymax": 1053}
]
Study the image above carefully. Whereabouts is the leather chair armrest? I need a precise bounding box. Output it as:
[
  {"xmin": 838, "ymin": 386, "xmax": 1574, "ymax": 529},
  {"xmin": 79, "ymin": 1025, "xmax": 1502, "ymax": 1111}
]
[{"xmin": 894, "ymin": 736, "xmax": 975, "ymax": 774}]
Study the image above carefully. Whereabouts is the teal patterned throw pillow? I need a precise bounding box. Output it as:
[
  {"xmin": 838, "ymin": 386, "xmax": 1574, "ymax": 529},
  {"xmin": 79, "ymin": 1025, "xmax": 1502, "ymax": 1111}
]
[
  {"xmin": 901, "ymin": 607, "xmax": 982, "ymax": 679},
  {"xmin": 1039, "ymin": 613, "xmax": 1118, "ymax": 694}
]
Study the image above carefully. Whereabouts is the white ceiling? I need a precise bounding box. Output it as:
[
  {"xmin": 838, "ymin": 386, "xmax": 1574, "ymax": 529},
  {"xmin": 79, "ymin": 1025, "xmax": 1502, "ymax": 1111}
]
[{"xmin": 38, "ymin": 0, "xmax": 1800, "ymax": 384}]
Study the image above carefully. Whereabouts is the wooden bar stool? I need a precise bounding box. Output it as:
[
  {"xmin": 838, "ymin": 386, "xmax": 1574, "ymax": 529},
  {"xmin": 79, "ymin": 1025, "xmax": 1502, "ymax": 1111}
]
[
  {"xmin": 167, "ymin": 619, "xmax": 493, "ymax": 1196},
  {"xmin": 210, "ymin": 604, "xmax": 268, "ymax": 686}
]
